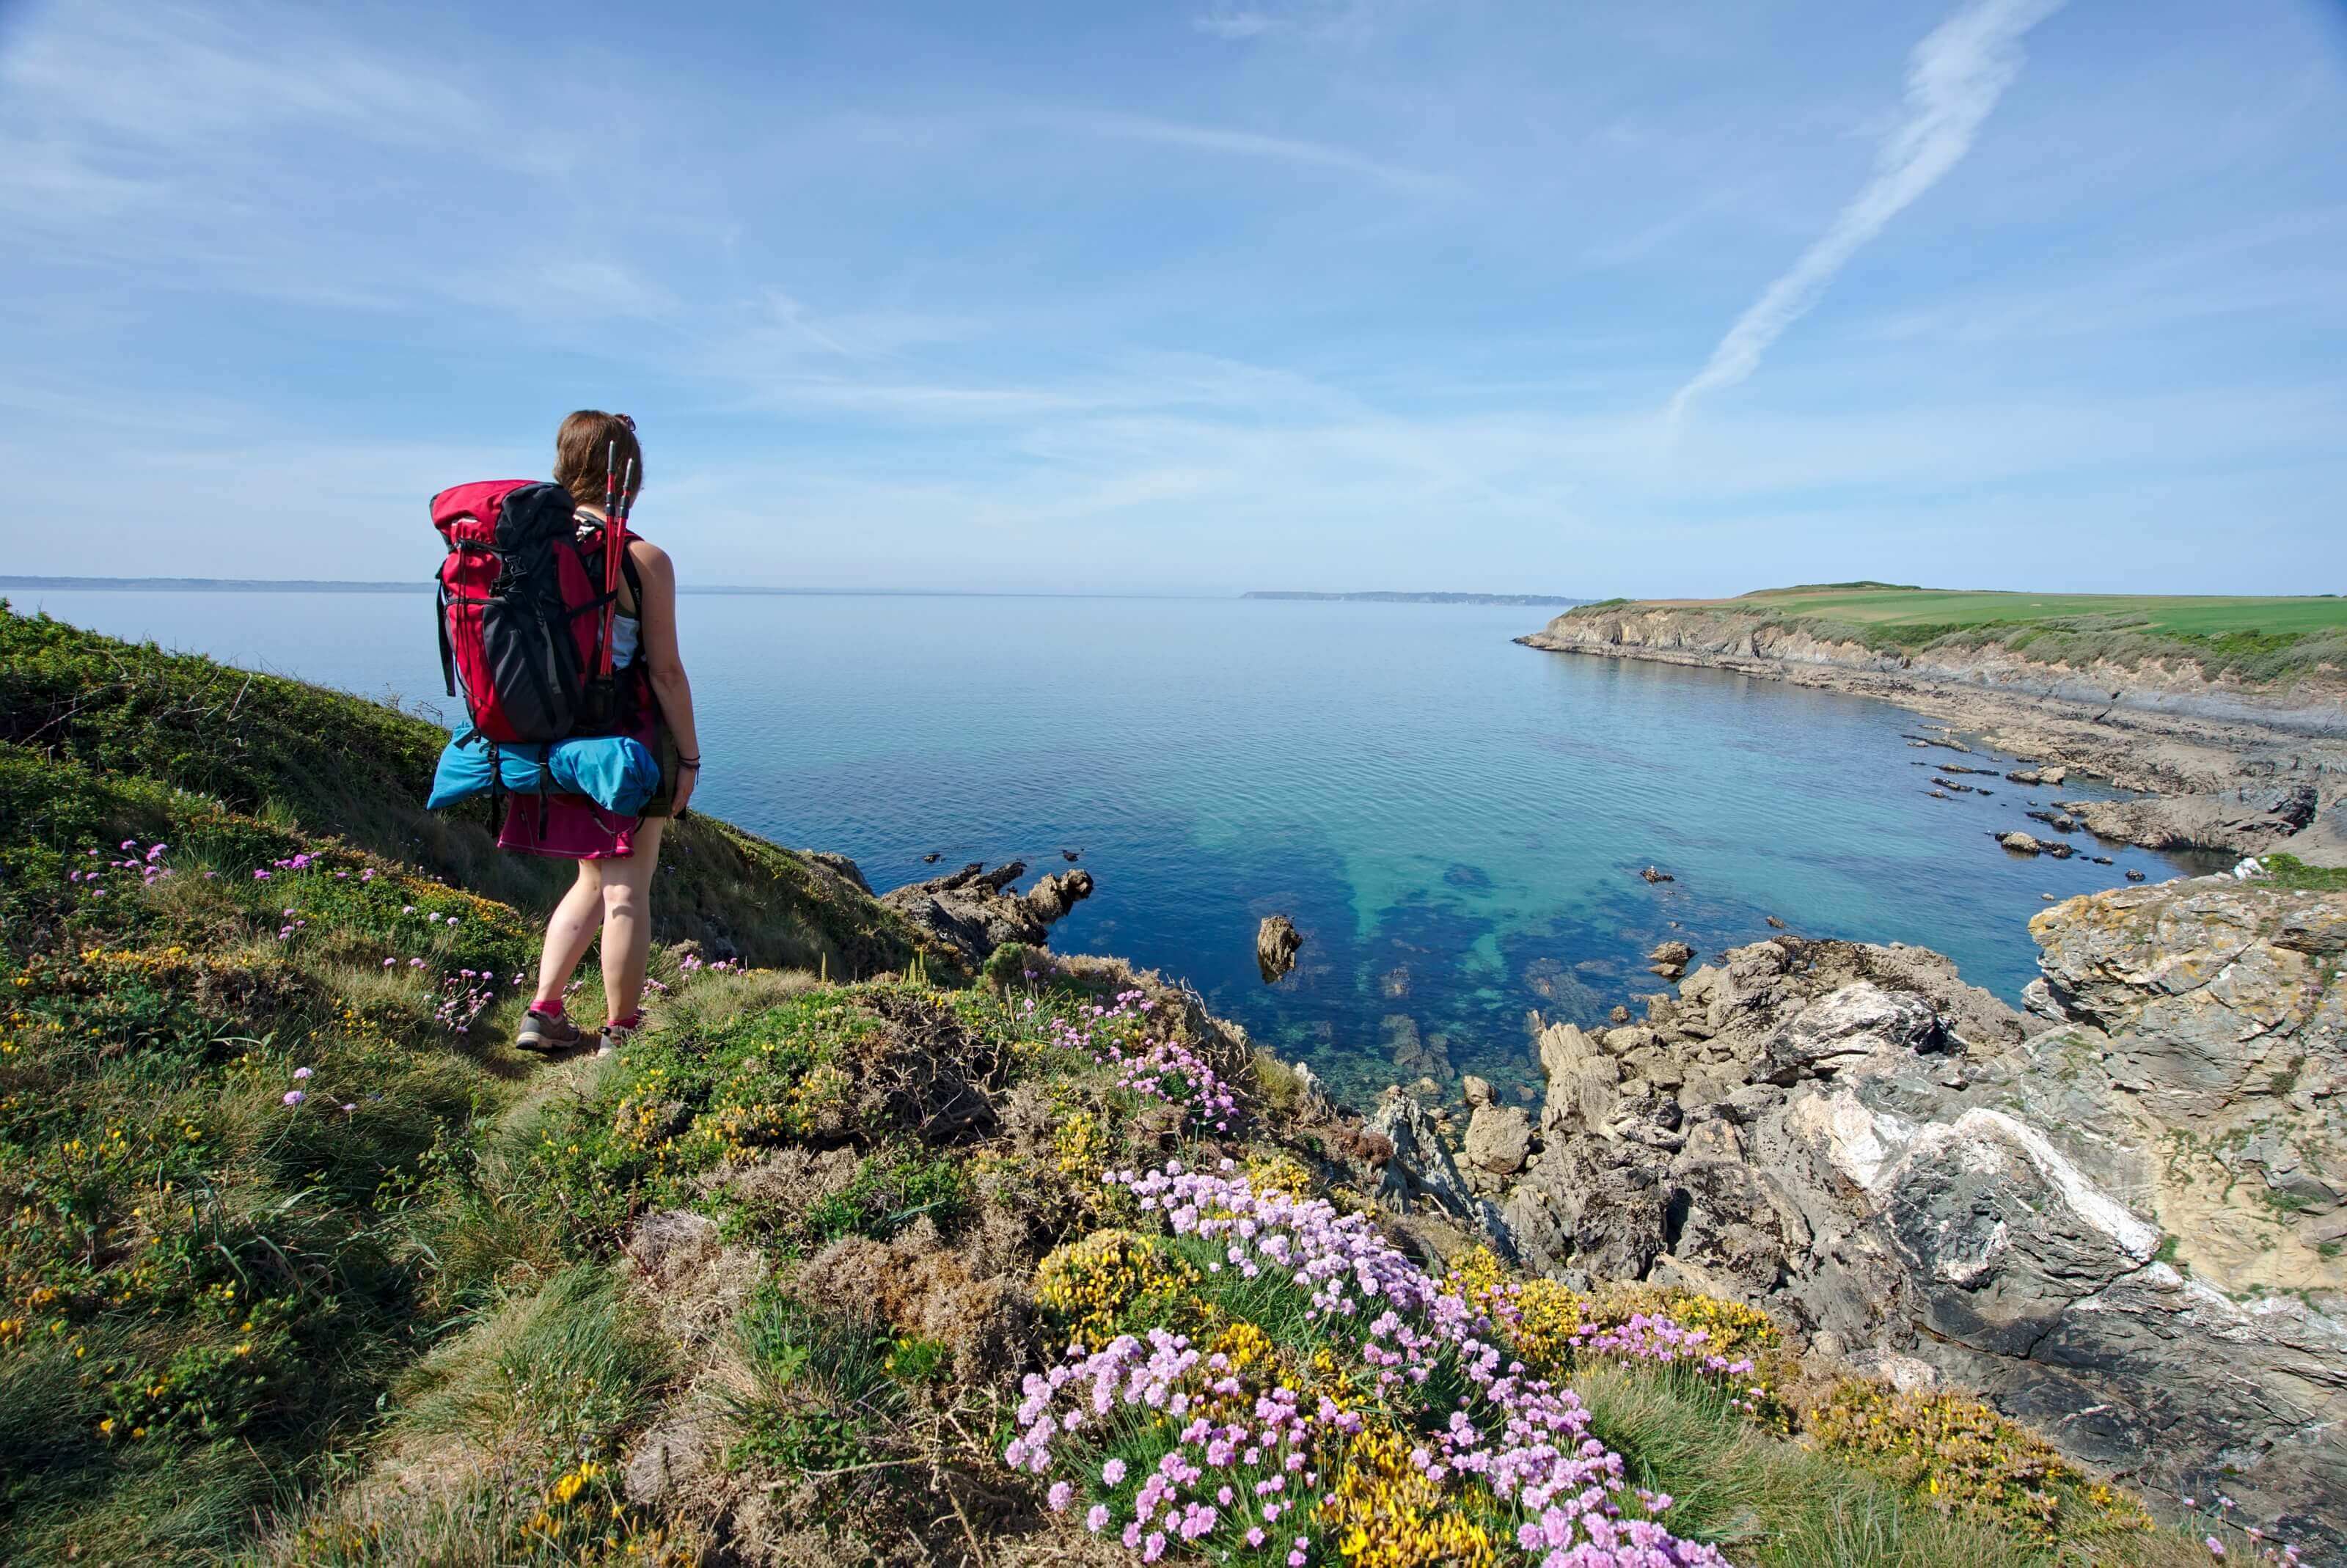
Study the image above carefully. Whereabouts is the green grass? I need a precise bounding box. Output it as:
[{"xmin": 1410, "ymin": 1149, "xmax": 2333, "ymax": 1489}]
[
  {"xmin": 2263, "ymin": 853, "xmax": 2347, "ymax": 892},
  {"xmin": 0, "ymin": 603, "xmax": 934, "ymax": 1560},
  {"xmin": 1565, "ymin": 583, "xmax": 2347, "ymax": 686},
  {"xmin": 1577, "ymin": 1363, "xmax": 2238, "ymax": 1567},
  {"xmin": 1719, "ymin": 584, "xmax": 2347, "ymax": 637},
  {"xmin": 0, "ymin": 604, "xmax": 923, "ymax": 977}
]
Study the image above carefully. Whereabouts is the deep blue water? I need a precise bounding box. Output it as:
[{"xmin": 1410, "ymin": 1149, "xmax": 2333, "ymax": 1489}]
[{"xmin": 15, "ymin": 590, "xmax": 2194, "ymax": 1103}]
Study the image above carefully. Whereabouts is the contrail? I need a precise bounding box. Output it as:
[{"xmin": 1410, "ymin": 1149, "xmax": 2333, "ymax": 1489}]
[{"xmin": 1667, "ymin": 0, "xmax": 2067, "ymax": 422}]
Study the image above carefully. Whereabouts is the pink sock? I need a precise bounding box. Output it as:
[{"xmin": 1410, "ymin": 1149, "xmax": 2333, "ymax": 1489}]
[
  {"xmin": 607, "ymin": 1011, "xmax": 642, "ymax": 1030},
  {"xmin": 530, "ymin": 999, "xmax": 565, "ymax": 1019}
]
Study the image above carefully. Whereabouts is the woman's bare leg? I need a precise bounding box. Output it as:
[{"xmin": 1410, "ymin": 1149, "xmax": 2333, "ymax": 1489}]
[
  {"xmin": 598, "ymin": 818, "xmax": 664, "ymax": 1024},
  {"xmin": 533, "ymin": 860, "xmax": 606, "ymax": 1009}
]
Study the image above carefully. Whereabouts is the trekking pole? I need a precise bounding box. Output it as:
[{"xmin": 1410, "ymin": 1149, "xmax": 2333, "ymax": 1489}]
[
  {"xmin": 612, "ymin": 456, "xmax": 636, "ymax": 625},
  {"xmin": 598, "ymin": 441, "xmax": 620, "ymax": 676}
]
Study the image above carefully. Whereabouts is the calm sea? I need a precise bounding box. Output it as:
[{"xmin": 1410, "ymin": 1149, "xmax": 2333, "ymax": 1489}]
[{"xmin": 15, "ymin": 588, "xmax": 2194, "ymax": 1103}]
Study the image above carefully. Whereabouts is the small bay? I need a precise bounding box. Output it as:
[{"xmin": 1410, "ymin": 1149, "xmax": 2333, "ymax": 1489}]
[{"xmin": 13, "ymin": 588, "xmax": 2194, "ymax": 1103}]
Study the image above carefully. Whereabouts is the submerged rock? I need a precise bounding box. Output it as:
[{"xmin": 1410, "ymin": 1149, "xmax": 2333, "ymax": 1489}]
[{"xmin": 1256, "ymin": 913, "xmax": 1303, "ymax": 983}]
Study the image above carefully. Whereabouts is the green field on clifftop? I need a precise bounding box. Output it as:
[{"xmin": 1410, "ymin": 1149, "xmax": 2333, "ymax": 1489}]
[
  {"xmin": 1573, "ymin": 582, "xmax": 2347, "ymax": 683},
  {"xmin": 1716, "ymin": 584, "xmax": 2347, "ymax": 637}
]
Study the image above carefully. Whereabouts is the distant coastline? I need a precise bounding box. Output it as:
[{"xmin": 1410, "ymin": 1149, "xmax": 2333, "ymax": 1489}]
[
  {"xmin": 4, "ymin": 575, "xmax": 425, "ymax": 594},
  {"xmin": 9, "ymin": 576, "xmax": 1590, "ymax": 605},
  {"xmin": 1246, "ymin": 590, "xmax": 1589, "ymax": 606},
  {"xmin": 1, "ymin": 576, "xmax": 1205, "ymax": 600}
]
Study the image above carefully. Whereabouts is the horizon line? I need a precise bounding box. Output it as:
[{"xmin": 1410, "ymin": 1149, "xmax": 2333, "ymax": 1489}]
[{"xmin": 1, "ymin": 576, "xmax": 1589, "ymax": 602}]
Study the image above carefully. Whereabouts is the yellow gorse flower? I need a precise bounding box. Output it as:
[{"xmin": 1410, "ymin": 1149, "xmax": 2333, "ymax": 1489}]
[{"xmin": 1033, "ymin": 1229, "xmax": 1201, "ymax": 1347}]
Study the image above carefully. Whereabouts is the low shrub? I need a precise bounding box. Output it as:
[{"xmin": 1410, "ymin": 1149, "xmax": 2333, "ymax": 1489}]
[
  {"xmin": 1803, "ymin": 1380, "xmax": 2153, "ymax": 1542},
  {"xmin": 1033, "ymin": 1228, "xmax": 1203, "ymax": 1349}
]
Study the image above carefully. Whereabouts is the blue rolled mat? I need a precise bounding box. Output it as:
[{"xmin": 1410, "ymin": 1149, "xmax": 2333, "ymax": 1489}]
[{"xmin": 426, "ymin": 726, "xmax": 660, "ymax": 816}]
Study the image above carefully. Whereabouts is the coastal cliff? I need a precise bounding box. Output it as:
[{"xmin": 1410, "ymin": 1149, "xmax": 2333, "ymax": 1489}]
[
  {"xmin": 1396, "ymin": 872, "xmax": 2347, "ymax": 1554},
  {"xmin": 2, "ymin": 601, "xmax": 2335, "ymax": 1565},
  {"xmin": 1521, "ymin": 595, "xmax": 2347, "ymax": 861},
  {"xmin": 1523, "ymin": 601, "xmax": 2347, "ymax": 735}
]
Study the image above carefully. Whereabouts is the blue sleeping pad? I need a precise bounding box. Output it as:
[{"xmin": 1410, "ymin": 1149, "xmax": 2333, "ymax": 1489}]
[{"xmin": 426, "ymin": 725, "xmax": 661, "ymax": 816}]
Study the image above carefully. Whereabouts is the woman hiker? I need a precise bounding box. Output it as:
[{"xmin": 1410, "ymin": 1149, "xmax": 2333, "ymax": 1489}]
[{"xmin": 512, "ymin": 410, "xmax": 702, "ymax": 1055}]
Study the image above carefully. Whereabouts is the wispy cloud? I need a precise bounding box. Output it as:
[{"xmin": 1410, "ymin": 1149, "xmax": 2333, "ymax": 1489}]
[
  {"xmin": 1025, "ymin": 109, "xmax": 1454, "ymax": 195},
  {"xmin": 1667, "ymin": 0, "xmax": 2067, "ymax": 421},
  {"xmin": 1192, "ymin": 1, "xmax": 1387, "ymax": 45}
]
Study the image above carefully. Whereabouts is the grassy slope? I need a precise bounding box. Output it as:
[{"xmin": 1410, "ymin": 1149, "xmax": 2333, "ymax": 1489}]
[
  {"xmin": 0, "ymin": 605, "xmax": 918, "ymax": 978},
  {"xmin": 0, "ymin": 612, "xmax": 2296, "ymax": 1566},
  {"xmin": 1570, "ymin": 583, "xmax": 2347, "ymax": 686}
]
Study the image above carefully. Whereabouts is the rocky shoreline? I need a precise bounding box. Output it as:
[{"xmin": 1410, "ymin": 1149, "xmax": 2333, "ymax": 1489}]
[
  {"xmin": 1520, "ymin": 607, "xmax": 2347, "ymax": 863},
  {"xmin": 1357, "ymin": 871, "xmax": 2347, "ymax": 1554}
]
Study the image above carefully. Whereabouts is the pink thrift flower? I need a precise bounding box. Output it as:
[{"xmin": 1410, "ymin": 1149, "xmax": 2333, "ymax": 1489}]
[
  {"xmin": 282, "ymin": 1091, "xmax": 306, "ymax": 1107},
  {"xmin": 293, "ymin": 1066, "xmax": 313, "ymax": 1080},
  {"xmin": 1085, "ymin": 1504, "xmax": 1110, "ymax": 1534},
  {"xmin": 1047, "ymin": 1481, "xmax": 1073, "ymax": 1512}
]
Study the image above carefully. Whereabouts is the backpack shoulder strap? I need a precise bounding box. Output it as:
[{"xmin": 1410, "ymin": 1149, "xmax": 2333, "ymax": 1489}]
[{"xmin": 618, "ymin": 536, "xmax": 646, "ymax": 609}]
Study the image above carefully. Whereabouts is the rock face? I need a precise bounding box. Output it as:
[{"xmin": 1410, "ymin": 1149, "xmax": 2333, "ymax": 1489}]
[
  {"xmin": 1256, "ymin": 914, "xmax": 1304, "ymax": 983},
  {"xmin": 1464, "ymin": 1103, "xmax": 1532, "ymax": 1174},
  {"xmin": 1369, "ymin": 1088, "xmax": 1513, "ymax": 1253},
  {"xmin": 878, "ymin": 861, "xmax": 1094, "ymax": 965},
  {"xmin": 1517, "ymin": 606, "xmax": 2347, "ymax": 858},
  {"xmin": 1520, "ymin": 604, "xmax": 2347, "ymax": 738},
  {"xmin": 1493, "ymin": 884, "xmax": 2347, "ymax": 1553},
  {"xmin": 2059, "ymin": 783, "xmax": 2320, "ymax": 856}
]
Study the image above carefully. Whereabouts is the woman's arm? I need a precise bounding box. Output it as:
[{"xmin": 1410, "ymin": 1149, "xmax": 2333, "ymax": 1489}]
[{"xmin": 630, "ymin": 540, "xmax": 700, "ymax": 818}]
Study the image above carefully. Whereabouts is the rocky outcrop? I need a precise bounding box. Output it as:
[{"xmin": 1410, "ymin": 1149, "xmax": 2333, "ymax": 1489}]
[
  {"xmin": 1520, "ymin": 604, "xmax": 2347, "ymax": 737},
  {"xmin": 1487, "ymin": 884, "xmax": 2347, "ymax": 1553},
  {"xmin": 1996, "ymin": 829, "xmax": 2074, "ymax": 859},
  {"xmin": 2059, "ymin": 783, "xmax": 2319, "ymax": 856},
  {"xmin": 1369, "ymin": 1088, "xmax": 1513, "ymax": 1253},
  {"xmin": 1517, "ymin": 604, "xmax": 2347, "ymax": 861},
  {"xmin": 1464, "ymin": 1103, "xmax": 1532, "ymax": 1174},
  {"xmin": 878, "ymin": 861, "xmax": 1094, "ymax": 965},
  {"xmin": 1647, "ymin": 939, "xmax": 1694, "ymax": 980},
  {"xmin": 1256, "ymin": 914, "xmax": 1303, "ymax": 983}
]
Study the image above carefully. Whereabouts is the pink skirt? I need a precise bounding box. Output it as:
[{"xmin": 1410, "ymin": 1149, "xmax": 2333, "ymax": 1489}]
[{"xmin": 498, "ymin": 794, "xmax": 642, "ymax": 860}]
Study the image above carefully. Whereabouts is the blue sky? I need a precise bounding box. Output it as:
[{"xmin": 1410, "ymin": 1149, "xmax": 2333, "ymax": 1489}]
[{"xmin": 2, "ymin": 0, "xmax": 2343, "ymax": 596}]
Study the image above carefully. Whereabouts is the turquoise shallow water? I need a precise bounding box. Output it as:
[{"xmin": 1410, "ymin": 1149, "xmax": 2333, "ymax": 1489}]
[{"xmin": 16, "ymin": 590, "xmax": 2194, "ymax": 1103}]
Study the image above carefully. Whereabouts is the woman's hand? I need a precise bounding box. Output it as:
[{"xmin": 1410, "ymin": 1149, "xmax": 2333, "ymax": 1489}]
[{"xmin": 671, "ymin": 760, "xmax": 697, "ymax": 818}]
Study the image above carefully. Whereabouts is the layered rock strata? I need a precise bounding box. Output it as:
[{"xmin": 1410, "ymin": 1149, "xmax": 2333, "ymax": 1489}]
[{"xmin": 1388, "ymin": 878, "xmax": 2347, "ymax": 1551}]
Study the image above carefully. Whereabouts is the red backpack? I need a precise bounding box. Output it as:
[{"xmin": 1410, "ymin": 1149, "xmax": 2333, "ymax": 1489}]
[{"xmin": 431, "ymin": 480, "xmax": 641, "ymax": 744}]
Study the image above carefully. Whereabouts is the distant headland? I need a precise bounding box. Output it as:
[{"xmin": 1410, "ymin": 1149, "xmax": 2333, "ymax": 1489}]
[{"xmin": 1246, "ymin": 590, "xmax": 1589, "ymax": 606}]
